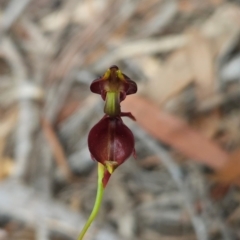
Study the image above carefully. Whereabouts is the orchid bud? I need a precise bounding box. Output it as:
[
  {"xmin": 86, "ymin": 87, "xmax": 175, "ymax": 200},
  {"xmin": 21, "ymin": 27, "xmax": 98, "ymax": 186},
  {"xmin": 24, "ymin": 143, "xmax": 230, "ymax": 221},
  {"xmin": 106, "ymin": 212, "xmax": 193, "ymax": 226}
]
[{"xmin": 90, "ymin": 65, "xmax": 137, "ymax": 117}]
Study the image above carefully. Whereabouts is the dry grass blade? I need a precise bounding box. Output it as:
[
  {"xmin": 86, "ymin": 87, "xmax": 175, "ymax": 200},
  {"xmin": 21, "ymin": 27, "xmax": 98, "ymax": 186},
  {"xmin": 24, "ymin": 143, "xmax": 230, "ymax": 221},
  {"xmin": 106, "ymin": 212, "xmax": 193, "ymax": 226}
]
[
  {"xmin": 0, "ymin": 0, "xmax": 33, "ymax": 32},
  {"xmin": 41, "ymin": 117, "xmax": 72, "ymax": 181}
]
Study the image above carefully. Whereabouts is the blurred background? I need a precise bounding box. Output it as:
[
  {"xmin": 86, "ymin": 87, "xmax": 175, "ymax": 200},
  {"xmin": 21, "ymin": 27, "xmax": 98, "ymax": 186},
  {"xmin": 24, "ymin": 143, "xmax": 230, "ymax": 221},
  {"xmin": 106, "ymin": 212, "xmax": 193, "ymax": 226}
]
[{"xmin": 0, "ymin": 0, "xmax": 240, "ymax": 239}]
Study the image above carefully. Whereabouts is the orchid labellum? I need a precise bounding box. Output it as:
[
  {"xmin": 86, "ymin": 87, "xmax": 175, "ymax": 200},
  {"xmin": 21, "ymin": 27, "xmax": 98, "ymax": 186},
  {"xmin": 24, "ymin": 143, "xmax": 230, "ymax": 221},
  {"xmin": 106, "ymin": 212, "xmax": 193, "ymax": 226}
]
[{"xmin": 88, "ymin": 114, "xmax": 136, "ymax": 187}]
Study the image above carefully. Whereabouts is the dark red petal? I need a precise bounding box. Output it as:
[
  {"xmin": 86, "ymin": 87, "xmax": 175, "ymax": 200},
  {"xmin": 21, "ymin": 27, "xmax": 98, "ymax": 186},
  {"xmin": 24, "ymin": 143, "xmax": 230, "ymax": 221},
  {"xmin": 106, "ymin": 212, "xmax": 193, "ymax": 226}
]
[
  {"xmin": 120, "ymin": 91, "xmax": 126, "ymax": 102},
  {"xmin": 88, "ymin": 115, "xmax": 135, "ymax": 167},
  {"xmin": 126, "ymin": 79, "xmax": 138, "ymax": 95},
  {"xmin": 90, "ymin": 77, "xmax": 104, "ymax": 95},
  {"xmin": 123, "ymin": 74, "xmax": 138, "ymax": 95}
]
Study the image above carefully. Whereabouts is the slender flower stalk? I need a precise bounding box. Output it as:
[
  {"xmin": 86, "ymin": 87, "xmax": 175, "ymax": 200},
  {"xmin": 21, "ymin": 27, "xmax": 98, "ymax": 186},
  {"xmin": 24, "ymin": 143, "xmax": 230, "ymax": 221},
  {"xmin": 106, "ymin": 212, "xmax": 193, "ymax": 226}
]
[{"xmin": 77, "ymin": 163, "xmax": 105, "ymax": 240}]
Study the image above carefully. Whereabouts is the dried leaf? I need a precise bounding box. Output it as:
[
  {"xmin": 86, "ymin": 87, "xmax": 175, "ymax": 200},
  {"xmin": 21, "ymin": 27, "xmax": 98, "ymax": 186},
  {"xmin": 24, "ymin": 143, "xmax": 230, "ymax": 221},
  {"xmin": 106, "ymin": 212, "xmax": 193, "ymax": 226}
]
[
  {"xmin": 0, "ymin": 157, "xmax": 14, "ymax": 180},
  {"xmin": 212, "ymin": 149, "xmax": 240, "ymax": 184},
  {"xmin": 41, "ymin": 118, "xmax": 72, "ymax": 180},
  {"xmin": 190, "ymin": 110, "xmax": 221, "ymax": 139},
  {"xmin": 141, "ymin": 50, "xmax": 193, "ymax": 105},
  {"xmin": 186, "ymin": 31, "xmax": 215, "ymax": 99},
  {"xmin": 122, "ymin": 95, "xmax": 228, "ymax": 170}
]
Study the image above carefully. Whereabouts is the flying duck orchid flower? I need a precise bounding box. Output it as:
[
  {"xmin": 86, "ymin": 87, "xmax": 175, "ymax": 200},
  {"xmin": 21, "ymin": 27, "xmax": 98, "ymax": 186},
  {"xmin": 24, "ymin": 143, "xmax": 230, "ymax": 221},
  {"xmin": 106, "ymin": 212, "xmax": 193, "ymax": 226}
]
[{"xmin": 78, "ymin": 66, "xmax": 137, "ymax": 240}]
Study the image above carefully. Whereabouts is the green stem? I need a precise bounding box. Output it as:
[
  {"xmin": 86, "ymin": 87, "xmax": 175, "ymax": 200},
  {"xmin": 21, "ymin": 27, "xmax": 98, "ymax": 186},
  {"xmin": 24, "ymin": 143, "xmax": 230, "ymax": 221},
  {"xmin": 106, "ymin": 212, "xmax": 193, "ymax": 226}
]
[{"xmin": 77, "ymin": 163, "xmax": 105, "ymax": 240}]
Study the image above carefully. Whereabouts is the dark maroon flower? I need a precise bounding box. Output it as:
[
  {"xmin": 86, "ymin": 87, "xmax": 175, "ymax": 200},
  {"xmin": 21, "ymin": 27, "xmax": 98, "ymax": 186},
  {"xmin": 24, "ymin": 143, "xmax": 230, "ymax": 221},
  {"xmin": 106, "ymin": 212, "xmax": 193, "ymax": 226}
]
[
  {"xmin": 90, "ymin": 65, "xmax": 137, "ymax": 117},
  {"xmin": 88, "ymin": 114, "xmax": 135, "ymax": 186}
]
